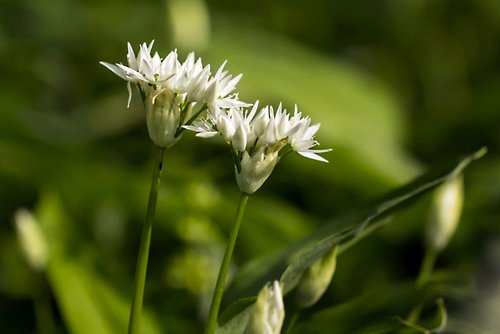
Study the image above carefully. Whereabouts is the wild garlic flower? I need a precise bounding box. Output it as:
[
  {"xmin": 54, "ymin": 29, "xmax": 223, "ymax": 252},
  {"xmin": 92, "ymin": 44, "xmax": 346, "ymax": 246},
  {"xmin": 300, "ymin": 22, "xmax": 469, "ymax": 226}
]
[
  {"xmin": 186, "ymin": 101, "xmax": 331, "ymax": 193},
  {"xmin": 100, "ymin": 41, "xmax": 246, "ymax": 147},
  {"xmin": 244, "ymin": 281, "xmax": 285, "ymax": 334}
]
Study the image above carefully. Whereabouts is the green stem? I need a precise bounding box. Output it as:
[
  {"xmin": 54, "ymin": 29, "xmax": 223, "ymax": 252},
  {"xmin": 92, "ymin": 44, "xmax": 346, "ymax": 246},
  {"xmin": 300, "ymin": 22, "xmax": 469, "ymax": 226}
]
[
  {"xmin": 128, "ymin": 145, "xmax": 166, "ymax": 334},
  {"xmin": 175, "ymin": 104, "xmax": 208, "ymax": 137},
  {"xmin": 406, "ymin": 248, "xmax": 438, "ymax": 324},
  {"xmin": 34, "ymin": 275, "xmax": 55, "ymax": 334},
  {"xmin": 405, "ymin": 297, "xmax": 427, "ymax": 324},
  {"xmin": 205, "ymin": 192, "xmax": 250, "ymax": 334},
  {"xmin": 284, "ymin": 311, "xmax": 300, "ymax": 334},
  {"xmin": 416, "ymin": 247, "xmax": 438, "ymax": 287}
]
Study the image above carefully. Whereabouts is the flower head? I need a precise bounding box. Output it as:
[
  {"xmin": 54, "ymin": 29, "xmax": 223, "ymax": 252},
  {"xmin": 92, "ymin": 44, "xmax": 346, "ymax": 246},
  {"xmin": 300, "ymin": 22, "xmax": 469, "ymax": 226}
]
[
  {"xmin": 100, "ymin": 41, "xmax": 247, "ymax": 147},
  {"xmin": 186, "ymin": 101, "xmax": 331, "ymax": 193}
]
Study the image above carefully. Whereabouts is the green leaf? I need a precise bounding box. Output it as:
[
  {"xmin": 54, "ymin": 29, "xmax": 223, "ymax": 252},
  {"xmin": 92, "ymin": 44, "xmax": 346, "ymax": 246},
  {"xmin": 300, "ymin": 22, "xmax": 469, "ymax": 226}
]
[
  {"xmin": 292, "ymin": 282, "xmax": 421, "ymax": 334},
  {"xmin": 222, "ymin": 148, "xmax": 486, "ymax": 316},
  {"xmin": 36, "ymin": 191, "xmax": 161, "ymax": 334},
  {"xmin": 215, "ymin": 297, "xmax": 256, "ymax": 334}
]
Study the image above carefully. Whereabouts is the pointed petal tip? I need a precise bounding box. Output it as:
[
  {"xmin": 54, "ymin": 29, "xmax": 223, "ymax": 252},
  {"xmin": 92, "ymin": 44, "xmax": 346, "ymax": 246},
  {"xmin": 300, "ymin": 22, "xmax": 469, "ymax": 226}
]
[{"xmin": 298, "ymin": 151, "xmax": 330, "ymax": 163}]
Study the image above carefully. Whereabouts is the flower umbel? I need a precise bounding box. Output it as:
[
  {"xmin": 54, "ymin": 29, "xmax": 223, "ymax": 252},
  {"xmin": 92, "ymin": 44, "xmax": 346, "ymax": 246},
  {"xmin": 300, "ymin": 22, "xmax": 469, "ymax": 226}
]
[
  {"xmin": 100, "ymin": 41, "xmax": 247, "ymax": 147},
  {"xmin": 186, "ymin": 101, "xmax": 331, "ymax": 193}
]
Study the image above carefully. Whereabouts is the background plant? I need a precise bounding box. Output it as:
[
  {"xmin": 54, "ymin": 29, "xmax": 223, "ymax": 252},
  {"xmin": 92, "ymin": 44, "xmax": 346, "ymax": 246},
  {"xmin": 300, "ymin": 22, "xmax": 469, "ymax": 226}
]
[{"xmin": 0, "ymin": 0, "xmax": 499, "ymax": 333}]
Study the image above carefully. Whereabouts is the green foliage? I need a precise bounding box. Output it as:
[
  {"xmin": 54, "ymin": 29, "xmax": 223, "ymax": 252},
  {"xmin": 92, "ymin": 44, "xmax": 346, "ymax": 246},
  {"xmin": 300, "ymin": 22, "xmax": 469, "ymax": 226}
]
[
  {"xmin": 216, "ymin": 149, "xmax": 484, "ymax": 333},
  {"xmin": 37, "ymin": 191, "xmax": 162, "ymax": 334},
  {"xmin": 0, "ymin": 0, "xmax": 498, "ymax": 333}
]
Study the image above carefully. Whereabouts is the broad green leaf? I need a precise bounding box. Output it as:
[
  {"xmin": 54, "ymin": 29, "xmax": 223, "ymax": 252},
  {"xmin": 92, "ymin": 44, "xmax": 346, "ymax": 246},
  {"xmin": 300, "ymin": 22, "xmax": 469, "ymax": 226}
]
[
  {"xmin": 36, "ymin": 191, "xmax": 161, "ymax": 334},
  {"xmin": 222, "ymin": 148, "xmax": 486, "ymax": 317}
]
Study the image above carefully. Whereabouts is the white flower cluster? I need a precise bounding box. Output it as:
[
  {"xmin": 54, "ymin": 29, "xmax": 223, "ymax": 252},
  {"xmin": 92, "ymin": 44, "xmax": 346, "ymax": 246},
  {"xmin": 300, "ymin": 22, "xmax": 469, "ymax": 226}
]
[
  {"xmin": 101, "ymin": 42, "xmax": 330, "ymax": 191},
  {"xmin": 186, "ymin": 101, "xmax": 331, "ymax": 193},
  {"xmin": 100, "ymin": 41, "xmax": 247, "ymax": 147}
]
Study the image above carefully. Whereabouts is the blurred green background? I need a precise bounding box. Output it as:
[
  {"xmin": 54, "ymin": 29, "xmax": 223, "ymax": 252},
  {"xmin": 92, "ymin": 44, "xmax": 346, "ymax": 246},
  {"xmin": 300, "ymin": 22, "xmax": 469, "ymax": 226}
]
[{"xmin": 0, "ymin": 0, "xmax": 499, "ymax": 333}]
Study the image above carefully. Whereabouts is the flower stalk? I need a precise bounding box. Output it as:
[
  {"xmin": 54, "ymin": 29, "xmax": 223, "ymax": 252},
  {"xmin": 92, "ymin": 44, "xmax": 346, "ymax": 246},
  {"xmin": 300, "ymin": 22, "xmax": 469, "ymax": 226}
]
[
  {"xmin": 128, "ymin": 145, "xmax": 166, "ymax": 334},
  {"xmin": 416, "ymin": 247, "xmax": 438, "ymax": 287},
  {"xmin": 205, "ymin": 192, "xmax": 250, "ymax": 334}
]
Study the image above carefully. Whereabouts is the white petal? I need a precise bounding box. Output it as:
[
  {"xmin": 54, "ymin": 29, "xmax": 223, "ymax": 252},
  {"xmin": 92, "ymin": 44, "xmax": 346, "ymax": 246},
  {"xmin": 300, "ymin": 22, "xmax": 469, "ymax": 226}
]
[
  {"xmin": 126, "ymin": 42, "xmax": 138, "ymax": 69},
  {"xmin": 116, "ymin": 63, "xmax": 144, "ymax": 81},
  {"xmin": 246, "ymin": 100, "xmax": 260, "ymax": 121},
  {"xmin": 100, "ymin": 62, "xmax": 129, "ymax": 81},
  {"xmin": 309, "ymin": 148, "xmax": 333, "ymax": 153},
  {"xmin": 147, "ymin": 40, "xmax": 155, "ymax": 52},
  {"xmin": 218, "ymin": 98, "xmax": 251, "ymax": 109},
  {"xmin": 220, "ymin": 73, "xmax": 243, "ymax": 97},
  {"xmin": 214, "ymin": 60, "xmax": 227, "ymax": 78},
  {"xmin": 232, "ymin": 123, "xmax": 248, "ymax": 152},
  {"xmin": 305, "ymin": 123, "xmax": 321, "ymax": 138},
  {"xmin": 218, "ymin": 115, "xmax": 236, "ymax": 140},
  {"xmin": 196, "ymin": 131, "xmax": 218, "ymax": 138},
  {"xmin": 297, "ymin": 151, "xmax": 329, "ymax": 162},
  {"xmin": 286, "ymin": 122, "xmax": 304, "ymax": 138},
  {"xmin": 203, "ymin": 80, "xmax": 218, "ymax": 104}
]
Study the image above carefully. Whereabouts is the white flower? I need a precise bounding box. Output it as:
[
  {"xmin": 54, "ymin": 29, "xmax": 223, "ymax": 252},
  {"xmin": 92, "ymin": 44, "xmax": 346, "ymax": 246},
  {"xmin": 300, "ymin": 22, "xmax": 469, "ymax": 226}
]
[
  {"xmin": 100, "ymin": 41, "xmax": 247, "ymax": 147},
  {"xmin": 185, "ymin": 101, "xmax": 331, "ymax": 193},
  {"xmin": 101, "ymin": 41, "xmax": 176, "ymax": 108},
  {"xmin": 244, "ymin": 281, "xmax": 285, "ymax": 334}
]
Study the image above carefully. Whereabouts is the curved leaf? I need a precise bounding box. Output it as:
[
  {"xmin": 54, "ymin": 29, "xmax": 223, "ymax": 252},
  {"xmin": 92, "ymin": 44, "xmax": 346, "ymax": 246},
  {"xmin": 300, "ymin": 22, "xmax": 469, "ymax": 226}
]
[{"xmin": 222, "ymin": 148, "xmax": 486, "ymax": 313}]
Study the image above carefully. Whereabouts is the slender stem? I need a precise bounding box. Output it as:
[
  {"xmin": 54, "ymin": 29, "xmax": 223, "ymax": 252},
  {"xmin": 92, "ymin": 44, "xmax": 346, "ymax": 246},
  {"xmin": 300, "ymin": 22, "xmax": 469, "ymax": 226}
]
[
  {"xmin": 128, "ymin": 145, "xmax": 166, "ymax": 334},
  {"xmin": 284, "ymin": 311, "xmax": 300, "ymax": 334},
  {"xmin": 205, "ymin": 192, "xmax": 250, "ymax": 334},
  {"xmin": 416, "ymin": 247, "xmax": 438, "ymax": 287},
  {"xmin": 34, "ymin": 275, "xmax": 55, "ymax": 334},
  {"xmin": 405, "ymin": 297, "xmax": 427, "ymax": 324},
  {"xmin": 406, "ymin": 247, "xmax": 438, "ymax": 324}
]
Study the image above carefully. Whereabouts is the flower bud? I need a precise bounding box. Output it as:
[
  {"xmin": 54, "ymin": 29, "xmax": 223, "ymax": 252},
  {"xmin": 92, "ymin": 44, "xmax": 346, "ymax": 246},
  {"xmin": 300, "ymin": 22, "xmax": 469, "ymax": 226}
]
[
  {"xmin": 426, "ymin": 175, "xmax": 464, "ymax": 252},
  {"xmin": 145, "ymin": 90, "xmax": 183, "ymax": 147},
  {"xmin": 203, "ymin": 80, "xmax": 218, "ymax": 105},
  {"xmin": 14, "ymin": 209, "xmax": 49, "ymax": 271},
  {"xmin": 217, "ymin": 115, "xmax": 236, "ymax": 141},
  {"xmin": 232, "ymin": 124, "xmax": 248, "ymax": 152},
  {"xmin": 244, "ymin": 281, "xmax": 285, "ymax": 334},
  {"xmin": 235, "ymin": 150, "xmax": 280, "ymax": 194},
  {"xmin": 295, "ymin": 245, "xmax": 338, "ymax": 309}
]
